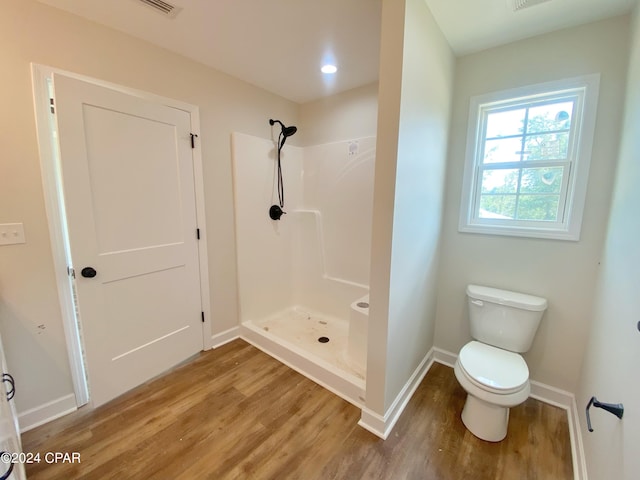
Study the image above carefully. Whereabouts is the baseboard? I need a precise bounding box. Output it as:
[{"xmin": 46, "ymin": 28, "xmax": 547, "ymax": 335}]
[
  {"xmin": 433, "ymin": 347, "xmax": 586, "ymax": 480},
  {"xmin": 528, "ymin": 379, "xmax": 572, "ymax": 408},
  {"xmin": 358, "ymin": 407, "xmax": 387, "ymax": 438},
  {"xmin": 433, "ymin": 347, "xmax": 457, "ymax": 367},
  {"xmin": 567, "ymin": 397, "xmax": 588, "ymax": 480},
  {"xmin": 210, "ymin": 326, "xmax": 240, "ymax": 349},
  {"xmin": 18, "ymin": 393, "xmax": 77, "ymax": 433},
  {"xmin": 358, "ymin": 348, "xmax": 435, "ymax": 439}
]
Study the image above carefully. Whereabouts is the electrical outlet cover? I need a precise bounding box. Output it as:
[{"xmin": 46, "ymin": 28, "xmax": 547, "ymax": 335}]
[{"xmin": 0, "ymin": 223, "xmax": 26, "ymax": 246}]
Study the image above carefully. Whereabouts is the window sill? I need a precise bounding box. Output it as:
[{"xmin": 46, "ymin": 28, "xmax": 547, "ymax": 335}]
[{"xmin": 458, "ymin": 223, "xmax": 580, "ymax": 241}]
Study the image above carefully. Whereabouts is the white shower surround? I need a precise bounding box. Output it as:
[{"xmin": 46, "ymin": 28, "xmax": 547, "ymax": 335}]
[{"xmin": 231, "ymin": 132, "xmax": 375, "ymax": 406}]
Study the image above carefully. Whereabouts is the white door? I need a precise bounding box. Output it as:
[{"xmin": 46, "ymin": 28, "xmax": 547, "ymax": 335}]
[{"xmin": 52, "ymin": 74, "xmax": 204, "ymax": 407}]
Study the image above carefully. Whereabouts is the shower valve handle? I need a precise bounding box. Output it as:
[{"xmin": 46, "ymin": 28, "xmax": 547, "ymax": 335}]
[{"xmin": 269, "ymin": 205, "xmax": 286, "ymax": 221}]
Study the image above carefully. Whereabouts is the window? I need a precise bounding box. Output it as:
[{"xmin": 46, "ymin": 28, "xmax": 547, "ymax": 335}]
[{"xmin": 459, "ymin": 75, "xmax": 600, "ymax": 241}]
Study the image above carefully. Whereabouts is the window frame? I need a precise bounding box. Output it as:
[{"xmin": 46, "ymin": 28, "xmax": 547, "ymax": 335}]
[{"xmin": 458, "ymin": 74, "xmax": 600, "ymax": 241}]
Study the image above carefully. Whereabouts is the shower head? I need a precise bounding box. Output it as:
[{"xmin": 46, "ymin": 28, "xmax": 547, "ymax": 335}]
[
  {"xmin": 269, "ymin": 118, "xmax": 297, "ymax": 148},
  {"xmin": 282, "ymin": 125, "xmax": 297, "ymax": 137}
]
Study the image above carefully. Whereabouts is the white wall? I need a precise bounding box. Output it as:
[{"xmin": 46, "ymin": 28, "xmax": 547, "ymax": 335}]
[
  {"xmin": 367, "ymin": 0, "xmax": 454, "ymax": 415},
  {"xmin": 576, "ymin": 5, "xmax": 640, "ymax": 479},
  {"xmin": 233, "ymin": 82, "xmax": 380, "ymax": 323},
  {"xmin": 232, "ymin": 133, "xmax": 374, "ymax": 323},
  {"xmin": 298, "ymin": 84, "xmax": 379, "ymax": 319},
  {"xmin": 299, "ymin": 83, "xmax": 378, "ymax": 146},
  {"xmin": 294, "ymin": 138, "xmax": 375, "ymax": 317},
  {"xmin": 0, "ymin": 0, "xmax": 298, "ymax": 415},
  {"xmin": 231, "ymin": 133, "xmax": 302, "ymax": 322},
  {"xmin": 301, "ymin": 138, "xmax": 376, "ymax": 289},
  {"xmin": 434, "ymin": 15, "xmax": 631, "ymax": 393}
]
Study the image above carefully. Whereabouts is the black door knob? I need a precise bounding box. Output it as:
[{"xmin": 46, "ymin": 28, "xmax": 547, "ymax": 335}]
[{"xmin": 81, "ymin": 267, "xmax": 97, "ymax": 278}]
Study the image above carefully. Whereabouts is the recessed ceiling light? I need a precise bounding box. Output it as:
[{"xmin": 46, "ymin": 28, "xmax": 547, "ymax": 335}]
[{"xmin": 321, "ymin": 64, "xmax": 338, "ymax": 74}]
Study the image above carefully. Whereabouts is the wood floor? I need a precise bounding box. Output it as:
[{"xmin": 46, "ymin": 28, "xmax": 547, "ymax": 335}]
[{"xmin": 22, "ymin": 339, "xmax": 573, "ymax": 480}]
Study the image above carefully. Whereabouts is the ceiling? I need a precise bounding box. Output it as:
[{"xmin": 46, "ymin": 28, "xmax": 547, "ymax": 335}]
[
  {"xmin": 426, "ymin": 0, "xmax": 637, "ymax": 56},
  {"xmin": 37, "ymin": 0, "xmax": 636, "ymax": 104}
]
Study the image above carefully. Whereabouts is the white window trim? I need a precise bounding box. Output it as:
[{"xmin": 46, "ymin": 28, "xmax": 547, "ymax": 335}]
[{"xmin": 458, "ymin": 74, "xmax": 600, "ymax": 241}]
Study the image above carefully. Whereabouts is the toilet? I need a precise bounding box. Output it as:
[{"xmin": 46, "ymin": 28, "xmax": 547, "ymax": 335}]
[{"xmin": 454, "ymin": 284, "xmax": 547, "ymax": 442}]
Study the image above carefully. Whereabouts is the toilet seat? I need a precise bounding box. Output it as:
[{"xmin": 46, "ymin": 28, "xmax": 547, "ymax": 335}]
[{"xmin": 458, "ymin": 341, "xmax": 529, "ymax": 394}]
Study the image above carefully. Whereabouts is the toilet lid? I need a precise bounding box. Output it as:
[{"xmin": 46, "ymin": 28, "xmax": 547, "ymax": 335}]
[{"xmin": 458, "ymin": 341, "xmax": 529, "ymax": 394}]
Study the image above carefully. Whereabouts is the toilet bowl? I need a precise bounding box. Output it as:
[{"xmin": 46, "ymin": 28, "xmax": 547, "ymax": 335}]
[
  {"xmin": 455, "ymin": 285, "xmax": 547, "ymax": 442},
  {"xmin": 454, "ymin": 341, "xmax": 530, "ymax": 441}
]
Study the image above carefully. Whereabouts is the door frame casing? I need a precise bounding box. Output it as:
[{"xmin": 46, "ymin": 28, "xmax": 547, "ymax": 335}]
[{"xmin": 31, "ymin": 63, "xmax": 213, "ymax": 407}]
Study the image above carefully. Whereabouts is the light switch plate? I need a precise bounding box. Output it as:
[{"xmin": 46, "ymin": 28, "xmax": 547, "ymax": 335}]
[{"xmin": 0, "ymin": 223, "xmax": 26, "ymax": 246}]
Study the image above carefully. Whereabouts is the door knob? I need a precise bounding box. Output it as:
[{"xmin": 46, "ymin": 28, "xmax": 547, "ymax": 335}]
[{"xmin": 81, "ymin": 267, "xmax": 97, "ymax": 278}]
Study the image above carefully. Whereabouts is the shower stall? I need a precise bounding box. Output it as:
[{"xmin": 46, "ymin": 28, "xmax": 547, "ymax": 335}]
[{"xmin": 231, "ymin": 131, "xmax": 375, "ymax": 406}]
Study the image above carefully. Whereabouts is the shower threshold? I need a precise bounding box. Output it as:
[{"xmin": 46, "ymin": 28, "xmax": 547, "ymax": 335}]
[{"xmin": 240, "ymin": 306, "xmax": 366, "ymax": 408}]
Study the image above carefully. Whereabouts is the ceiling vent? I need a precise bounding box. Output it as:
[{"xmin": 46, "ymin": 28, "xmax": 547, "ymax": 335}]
[
  {"xmin": 513, "ymin": 0, "xmax": 553, "ymax": 12},
  {"xmin": 134, "ymin": 0, "xmax": 182, "ymax": 18}
]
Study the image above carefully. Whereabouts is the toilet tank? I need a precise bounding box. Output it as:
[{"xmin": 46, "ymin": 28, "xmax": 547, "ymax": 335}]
[{"xmin": 467, "ymin": 285, "xmax": 547, "ymax": 353}]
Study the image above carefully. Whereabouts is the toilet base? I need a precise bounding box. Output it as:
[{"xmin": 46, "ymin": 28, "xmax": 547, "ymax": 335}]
[{"xmin": 460, "ymin": 394, "xmax": 509, "ymax": 442}]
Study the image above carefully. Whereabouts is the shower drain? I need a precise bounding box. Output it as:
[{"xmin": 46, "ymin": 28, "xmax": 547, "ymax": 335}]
[{"xmin": 317, "ymin": 336, "xmax": 330, "ymax": 343}]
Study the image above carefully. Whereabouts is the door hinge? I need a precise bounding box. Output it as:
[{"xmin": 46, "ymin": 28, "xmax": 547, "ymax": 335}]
[
  {"xmin": 67, "ymin": 266, "xmax": 75, "ymax": 279},
  {"xmin": 190, "ymin": 133, "xmax": 198, "ymax": 149},
  {"xmin": 201, "ymin": 312, "xmax": 205, "ymax": 323},
  {"xmin": 196, "ymin": 228, "xmax": 200, "ymax": 239},
  {"xmin": 50, "ymin": 98, "xmax": 55, "ymax": 114}
]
